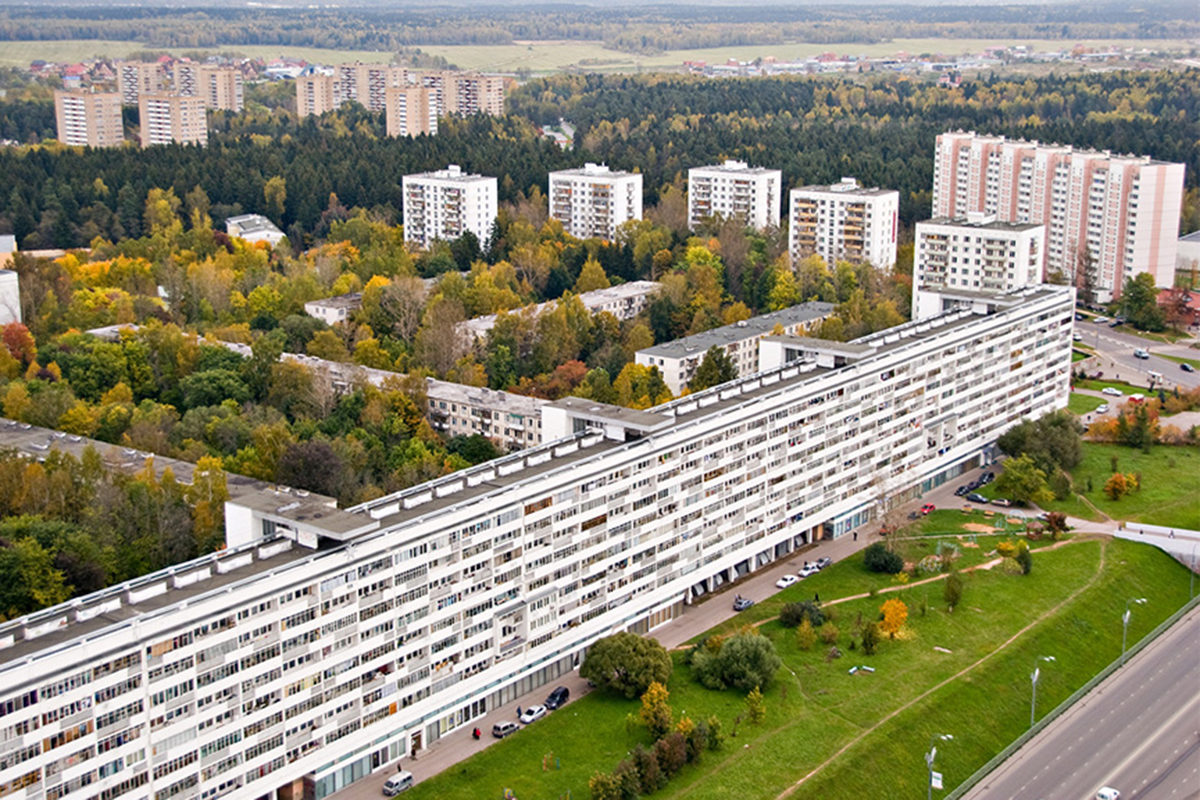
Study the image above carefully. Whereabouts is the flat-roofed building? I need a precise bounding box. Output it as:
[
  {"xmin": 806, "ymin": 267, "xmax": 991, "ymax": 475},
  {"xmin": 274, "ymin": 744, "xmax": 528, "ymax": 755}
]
[
  {"xmin": 418, "ymin": 71, "xmax": 505, "ymax": 116},
  {"xmin": 688, "ymin": 160, "xmax": 782, "ymax": 231},
  {"xmin": 175, "ymin": 64, "xmax": 244, "ymax": 112},
  {"xmin": 138, "ymin": 93, "xmax": 207, "ymax": 148},
  {"xmin": 457, "ymin": 281, "xmax": 661, "ymax": 343},
  {"xmin": 0, "ymin": 269, "xmax": 20, "ymax": 325},
  {"xmin": 296, "ymin": 73, "xmax": 337, "ymax": 118},
  {"xmin": 402, "ymin": 165, "xmax": 497, "ymax": 249},
  {"xmin": 385, "ymin": 86, "xmax": 437, "ymax": 138},
  {"xmin": 53, "ymin": 90, "xmax": 125, "ymax": 148},
  {"xmin": 912, "ymin": 213, "xmax": 1046, "ymax": 320},
  {"xmin": 304, "ymin": 292, "xmax": 363, "ymax": 326},
  {"xmin": 0, "ymin": 285, "xmax": 1074, "ymax": 800},
  {"xmin": 788, "ymin": 177, "xmax": 899, "ymax": 268},
  {"xmin": 549, "ymin": 163, "xmax": 643, "ymax": 241},
  {"xmin": 225, "ymin": 214, "xmax": 287, "ymax": 247},
  {"xmin": 636, "ymin": 302, "xmax": 833, "ymax": 395},
  {"xmin": 117, "ymin": 61, "xmax": 164, "ymax": 105},
  {"xmin": 337, "ymin": 63, "xmax": 408, "ymax": 111}
]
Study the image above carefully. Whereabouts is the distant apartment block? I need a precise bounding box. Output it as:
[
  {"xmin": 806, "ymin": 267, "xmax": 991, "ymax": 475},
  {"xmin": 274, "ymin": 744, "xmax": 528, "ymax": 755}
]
[
  {"xmin": 138, "ymin": 93, "xmax": 208, "ymax": 147},
  {"xmin": 225, "ymin": 214, "xmax": 287, "ymax": 247},
  {"xmin": 175, "ymin": 63, "xmax": 244, "ymax": 111},
  {"xmin": 425, "ymin": 380, "xmax": 545, "ymax": 449},
  {"xmin": 117, "ymin": 61, "xmax": 164, "ymax": 105},
  {"xmin": 304, "ymin": 292, "xmax": 363, "ymax": 326},
  {"xmin": 788, "ymin": 177, "xmax": 899, "ymax": 268},
  {"xmin": 402, "ymin": 165, "xmax": 498, "ymax": 249},
  {"xmin": 636, "ymin": 302, "xmax": 833, "ymax": 395},
  {"xmin": 385, "ymin": 86, "xmax": 438, "ymax": 137},
  {"xmin": 688, "ymin": 160, "xmax": 782, "ymax": 230},
  {"xmin": 457, "ymin": 281, "xmax": 662, "ymax": 342},
  {"xmin": 933, "ymin": 130, "xmax": 1186, "ymax": 301},
  {"xmin": 53, "ymin": 90, "xmax": 125, "ymax": 147},
  {"xmin": 296, "ymin": 74, "xmax": 338, "ymax": 118},
  {"xmin": 0, "ymin": 268, "xmax": 20, "ymax": 325},
  {"xmin": 418, "ymin": 71, "xmax": 505, "ymax": 117},
  {"xmin": 549, "ymin": 163, "xmax": 643, "ymax": 241},
  {"xmin": 337, "ymin": 63, "xmax": 408, "ymax": 111},
  {"xmin": 912, "ymin": 214, "xmax": 1046, "ymax": 320}
]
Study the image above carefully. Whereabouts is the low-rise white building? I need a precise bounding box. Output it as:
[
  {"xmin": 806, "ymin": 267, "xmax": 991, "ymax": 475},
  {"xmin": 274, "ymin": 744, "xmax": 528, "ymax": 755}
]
[
  {"xmin": 912, "ymin": 213, "xmax": 1045, "ymax": 320},
  {"xmin": 224, "ymin": 214, "xmax": 287, "ymax": 247},
  {"xmin": 457, "ymin": 281, "xmax": 661, "ymax": 343},
  {"xmin": 402, "ymin": 165, "xmax": 498, "ymax": 249},
  {"xmin": 0, "ymin": 286, "xmax": 1074, "ymax": 800},
  {"xmin": 788, "ymin": 178, "xmax": 899, "ymax": 268},
  {"xmin": 425, "ymin": 380, "xmax": 545, "ymax": 449},
  {"xmin": 549, "ymin": 163, "xmax": 643, "ymax": 241},
  {"xmin": 304, "ymin": 292, "xmax": 363, "ymax": 326},
  {"xmin": 636, "ymin": 302, "xmax": 833, "ymax": 395},
  {"xmin": 688, "ymin": 160, "xmax": 782, "ymax": 231}
]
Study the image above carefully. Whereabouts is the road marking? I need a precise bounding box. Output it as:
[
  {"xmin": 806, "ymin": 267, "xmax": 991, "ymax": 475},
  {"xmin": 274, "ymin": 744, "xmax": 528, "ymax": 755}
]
[{"xmin": 1083, "ymin": 692, "xmax": 1200, "ymax": 800}]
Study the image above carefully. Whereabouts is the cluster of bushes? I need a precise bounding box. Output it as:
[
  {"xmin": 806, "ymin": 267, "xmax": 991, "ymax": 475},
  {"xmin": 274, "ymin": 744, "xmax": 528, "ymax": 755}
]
[
  {"xmin": 863, "ymin": 541, "xmax": 905, "ymax": 574},
  {"xmin": 588, "ymin": 715, "xmax": 720, "ymax": 800},
  {"xmin": 687, "ymin": 629, "xmax": 781, "ymax": 691}
]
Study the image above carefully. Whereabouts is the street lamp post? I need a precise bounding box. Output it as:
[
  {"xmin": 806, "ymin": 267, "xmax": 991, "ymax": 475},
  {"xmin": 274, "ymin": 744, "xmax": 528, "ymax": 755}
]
[
  {"xmin": 1121, "ymin": 597, "xmax": 1148, "ymax": 666},
  {"xmin": 1030, "ymin": 656, "xmax": 1056, "ymax": 728},
  {"xmin": 926, "ymin": 733, "xmax": 953, "ymax": 800},
  {"xmin": 1190, "ymin": 543, "xmax": 1197, "ymax": 600}
]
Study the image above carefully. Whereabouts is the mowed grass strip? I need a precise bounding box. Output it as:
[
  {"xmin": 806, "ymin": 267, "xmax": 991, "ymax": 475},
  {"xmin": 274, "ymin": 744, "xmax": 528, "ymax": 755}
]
[
  {"xmin": 1067, "ymin": 392, "xmax": 1106, "ymax": 415},
  {"xmin": 406, "ymin": 537, "xmax": 1191, "ymax": 800}
]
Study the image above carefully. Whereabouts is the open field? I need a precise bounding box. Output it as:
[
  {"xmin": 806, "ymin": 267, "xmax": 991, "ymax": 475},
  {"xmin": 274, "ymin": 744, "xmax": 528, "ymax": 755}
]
[
  {"xmin": 1067, "ymin": 392, "xmax": 1106, "ymax": 415},
  {"xmin": 1, "ymin": 36, "xmax": 1196, "ymax": 73},
  {"xmin": 405, "ymin": 538, "xmax": 1191, "ymax": 800}
]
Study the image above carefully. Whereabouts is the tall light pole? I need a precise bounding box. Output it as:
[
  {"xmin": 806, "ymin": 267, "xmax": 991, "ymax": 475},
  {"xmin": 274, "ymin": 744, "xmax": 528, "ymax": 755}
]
[
  {"xmin": 1030, "ymin": 656, "xmax": 1056, "ymax": 728},
  {"xmin": 926, "ymin": 733, "xmax": 953, "ymax": 800},
  {"xmin": 1190, "ymin": 543, "xmax": 1197, "ymax": 600},
  {"xmin": 1121, "ymin": 597, "xmax": 1147, "ymax": 666}
]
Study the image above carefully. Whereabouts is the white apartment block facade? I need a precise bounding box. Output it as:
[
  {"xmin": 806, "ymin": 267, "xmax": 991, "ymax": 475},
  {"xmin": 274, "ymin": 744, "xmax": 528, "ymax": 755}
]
[
  {"xmin": 138, "ymin": 94, "xmax": 208, "ymax": 148},
  {"xmin": 788, "ymin": 178, "xmax": 899, "ymax": 268},
  {"xmin": 0, "ymin": 286, "xmax": 1073, "ymax": 800},
  {"xmin": 457, "ymin": 282, "xmax": 661, "ymax": 343},
  {"xmin": 933, "ymin": 130, "xmax": 1186, "ymax": 302},
  {"xmin": 636, "ymin": 302, "xmax": 833, "ymax": 395},
  {"xmin": 549, "ymin": 164, "xmax": 643, "ymax": 241},
  {"xmin": 53, "ymin": 91, "xmax": 124, "ymax": 148},
  {"xmin": 401, "ymin": 166, "xmax": 498, "ymax": 249},
  {"xmin": 912, "ymin": 214, "xmax": 1046, "ymax": 320},
  {"xmin": 687, "ymin": 160, "xmax": 782, "ymax": 231}
]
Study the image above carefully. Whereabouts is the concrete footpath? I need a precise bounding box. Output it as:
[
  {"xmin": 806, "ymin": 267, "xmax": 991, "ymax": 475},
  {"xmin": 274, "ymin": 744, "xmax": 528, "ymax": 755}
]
[{"xmin": 328, "ymin": 462, "xmax": 1097, "ymax": 799}]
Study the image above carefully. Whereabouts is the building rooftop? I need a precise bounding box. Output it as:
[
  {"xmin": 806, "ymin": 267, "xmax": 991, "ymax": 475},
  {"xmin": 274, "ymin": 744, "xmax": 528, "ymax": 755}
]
[
  {"xmin": 942, "ymin": 130, "xmax": 1183, "ymax": 168},
  {"xmin": 691, "ymin": 160, "xmax": 780, "ymax": 176},
  {"xmin": 404, "ymin": 164, "xmax": 495, "ymax": 184},
  {"xmin": 1180, "ymin": 230, "xmax": 1200, "ymax": 243},
  {"xmin": 0, "ymin": 235, "xmax": 15, "ymax": 254},
  {"xmin": 922, "ymin": 215, "xmax": 1044, "ymax": 233},
  {"xmin": 551, "ymin": 162, "xmax": 638, "ymax": 179},
  {"xmin": 306, "ymin": 292, "xmax": 363, "ymax": 310},
  {"xmin": 426, "ymin": 379, "xmax": 546, "ymax": 417},
  {"xmin": 459, "ymin": 282, "xmax": 660, "ymax": 339},
  {"xmin": 548, "ymin": 397, "xmax": 672, "ymax": 433},
  {"xmin": 638, "ymin": 302, "xmax": 834, "ymax": 359},
  {"xmin": 225, "ymin": 214, "xmax": 284, "ymax": 236},
  {"xmin": 793, "ymin": 177, "xmax": 895, "ymax": 197}
]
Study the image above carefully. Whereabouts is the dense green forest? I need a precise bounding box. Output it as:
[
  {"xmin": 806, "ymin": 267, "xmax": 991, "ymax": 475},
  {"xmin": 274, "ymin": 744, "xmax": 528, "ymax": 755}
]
[{"xmin": 1, "ymin": 3, "xmax": 1197, "ymax": 52}]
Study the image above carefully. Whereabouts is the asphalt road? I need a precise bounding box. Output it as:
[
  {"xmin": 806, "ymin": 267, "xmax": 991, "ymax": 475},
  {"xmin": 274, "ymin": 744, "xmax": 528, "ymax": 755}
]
[
  {"xmin": 1074, "ymin": 320, "xmax": 1200, "ymax": 391},
  {"xmin": 964, "ymin": 604, "xmax": 1200, "ymax": 800}
]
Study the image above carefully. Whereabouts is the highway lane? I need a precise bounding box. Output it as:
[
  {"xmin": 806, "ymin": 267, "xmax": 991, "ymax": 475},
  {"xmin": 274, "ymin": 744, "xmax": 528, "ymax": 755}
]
[
  {"xmin": 965, "ymin": 605, "xmax": 1200, "ymax": 800},
  {"xmin": 1074, "ymin": 321, "xmax": 1200, "ymax": 391}
]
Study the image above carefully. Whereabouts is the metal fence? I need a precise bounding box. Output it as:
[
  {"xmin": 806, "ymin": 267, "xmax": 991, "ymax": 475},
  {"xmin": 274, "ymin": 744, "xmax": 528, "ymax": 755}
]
[{"xmin": 945, "ymin": 594, "xmax": 1200, "ymax": 800}]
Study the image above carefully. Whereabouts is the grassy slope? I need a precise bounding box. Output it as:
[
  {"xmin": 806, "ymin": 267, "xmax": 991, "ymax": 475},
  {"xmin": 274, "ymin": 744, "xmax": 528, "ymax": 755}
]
[
  {"xmin": 1074, "ymin": 378, "xmax": 1155, "ymax": 394},
  {"xmin": 1068, "ymin": 393, "xmax": 1105, "ymax": 414},
  {"xmin": 405, "ymin": 539, "xmax": 1191, "ymax": 800}
]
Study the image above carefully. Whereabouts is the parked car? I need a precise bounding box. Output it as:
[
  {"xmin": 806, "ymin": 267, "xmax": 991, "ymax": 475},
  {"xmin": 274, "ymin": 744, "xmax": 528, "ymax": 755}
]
[
  {"xmin": 1096, "ymin": 403, "xmax": 1110, "ymax": 414},
  {"xmin": 1129, "ymin": 393, "xmax": 1145, "ymax": 403},
  {"xmin": 1108, "ymin": 319, "xmax": 1122, "ymax": 328},
  {"xmin": 1072, "ymin": 332, "xmax": 1083, "ymax": 341},
  {"xmin": 799, "ymin": 562, "xmax": 820, "ymax": 578},
  {"xmin": 1101, "ymin": 387, "xmax": 1123, "ymax": 396},
  {"xmin": 1096, "ymin": 788, "xmax": 1120, "ymax": 800},
  {"xmin": 1133, "ymin": 348, "xmax": 1150, "ymax": 359},
  {"xmin": 519, "ymin": 704, "xmax": 547, "ymax": 724},
  {"xmin": 815, "ymin": 557, "xmax": 832, "ymax": 570},
  {"xmin": 954, "ymin": 485, "xmax": 969, "ymax": 497},
  {"xmin": 382, "ymin": 771, "xmax": 414, "ymax": 796},
  {"xmin": 967, "ymin": 492, "xmax": 988, "ymax": 503},
  {"xmin": 1093, "ymin": 316, "xmax": 1109, "ymax": 323},
  {"xmin": 921, "ymin": 503, "xmax": 936, "ymax": 515},
  {"xmin": 545, "ymin": 686, "xmax": 570, "ymax": 710},
  {"xmin": 991, "ymin": 498, "xmax": 1013, "ymax": 507},
  {"xmin": 733, "ymin": 595, "xmax": 754, "ymax": 611},
  {"xmin": 1182, "ymin": 363, "xmax": 1196, "ymax": 373},
  {"xmin": 776, "ymin": 574, "xmax": 799, "ymax": 589},
  {"xmin": 492, "ymin": 721, "xmax": 519, "ymax": 738},
  {"xmin": 982, "ymin": 471, "xmax": 995, "ymax": 483}
]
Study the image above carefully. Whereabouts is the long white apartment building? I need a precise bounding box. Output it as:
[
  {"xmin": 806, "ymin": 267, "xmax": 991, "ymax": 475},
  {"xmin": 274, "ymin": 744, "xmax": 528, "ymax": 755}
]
[
  {"xmin": 402, "ymin": 166, "xmax": 497, "ymax": 249},
  {"xmin": 0, "ymin": 285, "xmax": 1073, "ymax": 800},
  {"xmin": 912, "ymin": 214, "xmax": 1046, "ymax": 320},
  {"xmin": 933, "ymin": 130, "xmax": 1186, "ymax": 301},
  {"xmin": 636, "ymin": 302, "xmax": 833, "ymax": 395},
  {"xmin": 788, "ymin": 178, "xmax": 899, "ymax": 268},
  {"xmin": 549, "ymin": 164, "xmax": 643, "ymax": 241},
  {"xmin": 687, "ymin": 160, "xmax": 782, "ymax": 231},
  {"xmin": 457, "ymin": 281, "xmax": 661, "ymax": 343}
]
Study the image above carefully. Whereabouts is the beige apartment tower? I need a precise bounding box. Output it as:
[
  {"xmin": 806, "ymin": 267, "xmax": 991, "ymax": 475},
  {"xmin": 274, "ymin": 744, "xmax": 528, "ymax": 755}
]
[
  {"xmin": 53, "ymin": 90, "xmax": 125, "ymax": 147},
  {"xmin": 175, "ymin": 64, "xmax": 244, "ymax": 111},
  {"xmin": 418, "ymin": 71, "xmax": 505, "ymax": 117},
  {"xmin": 117, "ymin": 61, "xmax": 164, "ymax": 105},
  {"xmin": 296, "ymin": 74, "xmax": 337, "ymax": 118},
  {"xmin": 336, "ymin": 63, "xmax": 408, "ymax": 111},
  {"xmin": 933, "ymin": 130, "xmax": 1186, "ymax": 301},
  {"xmin": 385, "ymin": 86, "xmax": 438, "ymax": 137},
  {"xmin": 138, "ymin": 93, "xmax": 208, "ymax": 147}
]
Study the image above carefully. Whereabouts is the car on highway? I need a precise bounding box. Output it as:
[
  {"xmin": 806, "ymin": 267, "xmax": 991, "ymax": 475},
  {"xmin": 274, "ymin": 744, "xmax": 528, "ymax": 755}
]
[
  {"xmin": 921, "ymin": 503, "xmax": 936, "ymax": 515},
  {"xmin": 1133, "ymin": 348, "xmax": 1149, "ymax": 359},
  {"xmin": 776, "ymin": 574, "xmax": 798, "ymax": 589},
  {"xmin": 967, "ymin": 492, "xmax": 988, "ymax": 503},
  {"xmin": 1182, "ymin": 362, "xmax": 1195, "ymax": 373},
  {"xmin": 1096, "ymin": 788, "xmax": 1120, "ymax": 800},
  {"xmin": 733, "ymin": 595, "xmax": 754, "ymax": 611},
  {"xmin": 519, "ymin": 704, "xmax": 547, "ymax": 724},
  {"xmin": 1101, "ymin": 387, "xmax": 1123, "ymax": 396},
  {"xmin": 815, "ymin": 557, "xmax": 832, "ymax": 570},
  {"xmin": 1096, "ymin": 403, "xmax": 1109, "ymax": 414}
]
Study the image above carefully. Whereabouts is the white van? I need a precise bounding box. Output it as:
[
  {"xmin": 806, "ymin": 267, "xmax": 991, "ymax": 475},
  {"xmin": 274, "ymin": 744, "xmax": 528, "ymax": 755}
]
[{"xmin": 382, "ymin": 771, "xmax": 414, "ymax": 796}]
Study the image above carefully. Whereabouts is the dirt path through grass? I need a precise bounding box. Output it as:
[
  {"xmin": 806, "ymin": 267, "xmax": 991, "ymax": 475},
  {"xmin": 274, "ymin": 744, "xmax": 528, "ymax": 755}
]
[{"xmin": 771, "ymin": 537, "xmax": 1108, "ymax": 799}]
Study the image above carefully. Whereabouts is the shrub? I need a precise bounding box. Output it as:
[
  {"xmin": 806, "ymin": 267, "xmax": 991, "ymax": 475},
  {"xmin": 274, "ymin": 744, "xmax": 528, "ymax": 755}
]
[
  {"xmin": 581, "ymin": 631, "xmax": 672, "ymax": 698},
  {"xmin": 631, "ymin": 744, "xmax": 664, "ymax": 794},
  {"xmin": 655, "ymin": 732, "xmax": 688, "ymax": 776},
  {"xmin": 861, "ymin": 621, "xmax": 880, "ymax": 655},
  {"xmin": 692, "ymin": 629, "xmax": 782, "ymax": 691},
  {"xmin": 819, "ymin": 622, "xmax": 839, "ymax": 644},
  {"xmin": 795, "ymin": 618, "xmax": 817, "ymax": 650},
  {"xmin": 1016, "ymin": 546, "xmax": 1033, "ymax": 575},
  {"xmin": 879, "ymin": 598, "xmax": 908, "ymax": 639},
  {"xmin": 639, "ymin": 681, "xmax": 673, "ymax": 739},
  {"xmin": 685, "ymin": 719, "xmax": 709, "ymax": 761},
  {"xmin": 706, "ymin": 715, "xmax": 724, "ymax": 750},
  {"xmin": 588, "ymin": 771, "xmax": 621, "ymax": 800},
  {"xmin": 780, "ymin": 600, "xmax": 825, "ymax": 628},
  {"xmin": 944, "ymin": 570, "xmax": 964, "ymax": 609},
  {"xmin": 863, "ymin": 541, "xmax": 904, "ymax": 574},
  {"xmin": 745, "ymin": 685, "xmax": 766, "ymax": 724}
]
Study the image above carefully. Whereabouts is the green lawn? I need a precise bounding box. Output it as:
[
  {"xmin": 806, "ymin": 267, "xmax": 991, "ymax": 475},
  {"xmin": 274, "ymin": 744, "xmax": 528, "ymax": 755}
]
[
  {"xmin": 1071, "ymin": 350, "xmax": 1090, "ymax": 363},
  {"xmin": 1073, "ymin": 378, "xmax": 1154, "ymax": 395},
  {"xmin": 406, "ymin": 539, "xmax": 1192, "ymax": 800},
  {"xmin": 1153, "ymin": 352, "xmax": 1200, "ymax": 370},
  {"xmin": 1067, "ymin": 392, "xmax": 1106, "ymax": 415},
  {"xmin": 1109, "ymin": 324, "xmax": 1189, "ymax": 344},
  {"xmin": 1040, "ymin": 443, "xmax": 1200, "ymax": 529}
]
